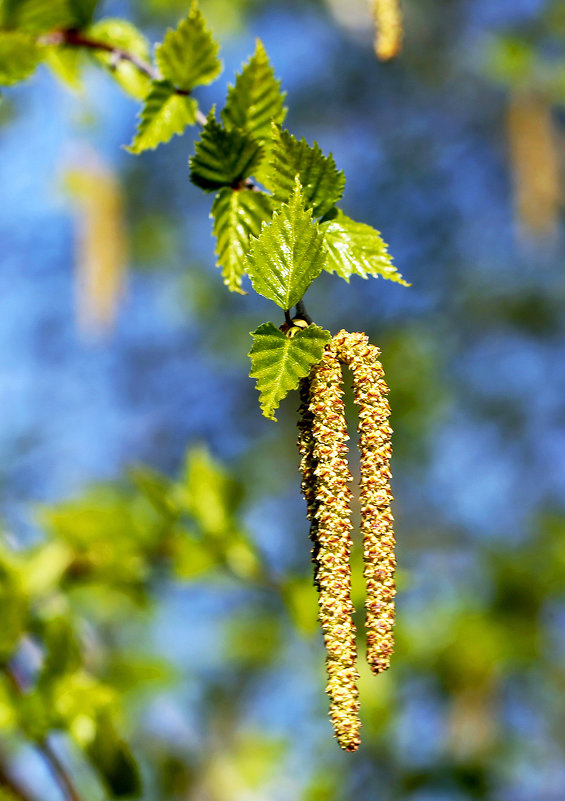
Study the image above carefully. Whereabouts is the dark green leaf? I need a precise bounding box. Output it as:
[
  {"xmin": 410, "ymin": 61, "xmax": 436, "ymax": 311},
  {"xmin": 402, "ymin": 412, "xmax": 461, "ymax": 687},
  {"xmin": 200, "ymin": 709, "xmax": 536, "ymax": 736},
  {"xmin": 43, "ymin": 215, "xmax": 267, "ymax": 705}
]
[
  {"xmin": 221, "ymin": 39, "xmax": 286, "ymax": 142},
  {"xmin": 211, "ymin": 187, "xmax": 273, "ymax": 293},
  {"xmin": 67, "ymin": 0, "xmax": 98, "ymax": 28},
  {"xmin": 321, "ymin": 208, "xmax": 409, "ymax": 285},
  {"xmin": 86, "ymin": 713, "xmax": 141, "ymax": 798},
  {"xmin": 155, "ymin": 0, "xmax": 221, "ymax": 92},
  {"xmin": 265, "ymin": 124, "xmax": 345, "ymax": 217},
  {"xmin": 249, "ymin": 322, "xmax": 330, "ymax": 420},
  {"xmin": 190, "ymin": 110, "xmax": 263, "ymax": 192},
  {"xmin": 1, "ymin": 0, "xmax": 73, "ymax": 31},
  {"xmin": 127, "ymin": 80, "xmax": 197, "ymax": 154},
  {"xmin": 245, "ymin": 178, "xmax": 325, "ymax": 309}
]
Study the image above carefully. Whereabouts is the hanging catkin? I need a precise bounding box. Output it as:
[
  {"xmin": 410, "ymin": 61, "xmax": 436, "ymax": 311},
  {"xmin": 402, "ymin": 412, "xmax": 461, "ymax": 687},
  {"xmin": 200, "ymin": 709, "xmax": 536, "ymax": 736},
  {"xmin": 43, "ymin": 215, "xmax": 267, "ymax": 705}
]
[
  {"xmin": 300, "ymin": 345, "xmax": 361, "ymax": 752},
  {"xmin": 371, "ymin": 0, "xmax": 403, "ymax": 61},
  {"xmin": 298, "ymin": 330, "xmax": 395, "ymax": 750},
  {"xmin": 333, "ymin": 331, "xmax": 396, "ymax": 675}
]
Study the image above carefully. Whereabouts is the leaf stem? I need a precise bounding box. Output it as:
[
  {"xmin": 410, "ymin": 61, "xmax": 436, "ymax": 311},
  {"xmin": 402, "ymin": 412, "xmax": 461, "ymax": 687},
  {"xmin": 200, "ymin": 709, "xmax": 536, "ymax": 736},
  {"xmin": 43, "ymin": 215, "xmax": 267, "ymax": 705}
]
[{"xmin": 40, "ymin": 29, "xmax": 208, "ymax": 126}]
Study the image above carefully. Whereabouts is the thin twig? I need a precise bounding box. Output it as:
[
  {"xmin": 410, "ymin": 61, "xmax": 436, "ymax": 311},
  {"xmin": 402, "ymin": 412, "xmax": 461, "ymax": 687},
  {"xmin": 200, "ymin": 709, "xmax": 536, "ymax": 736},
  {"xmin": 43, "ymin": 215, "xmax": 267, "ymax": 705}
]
[
  {"xmin": 40, "ymin": 29, "xmax": 208, "ymax": 126},
  {"xmin": 39, "ymin": 740, "xmax": 82, "ymax": 801}
]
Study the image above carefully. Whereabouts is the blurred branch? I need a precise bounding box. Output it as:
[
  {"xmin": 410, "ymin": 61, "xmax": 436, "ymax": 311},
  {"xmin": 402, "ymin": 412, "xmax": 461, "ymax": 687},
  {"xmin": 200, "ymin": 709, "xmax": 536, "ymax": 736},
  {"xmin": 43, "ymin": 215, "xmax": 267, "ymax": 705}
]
[
  {"xmin": 4, "ymin": 665, "xmax": 84, "ymax": 801},
  {"xmin": 0, "ymin": 755, "xmax": 35, "ymax": 801},
  {"xmin": 41, "ymin": 29, "xmax": 208, "ymax": 126}
]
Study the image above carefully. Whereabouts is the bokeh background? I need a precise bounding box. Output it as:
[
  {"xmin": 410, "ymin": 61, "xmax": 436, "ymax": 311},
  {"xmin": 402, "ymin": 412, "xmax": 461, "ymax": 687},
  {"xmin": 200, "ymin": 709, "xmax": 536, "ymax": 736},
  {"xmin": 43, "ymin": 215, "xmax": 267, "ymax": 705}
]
[{"xmin": 2, "ymin": 0, "xmax": 565, "ymax": 799}]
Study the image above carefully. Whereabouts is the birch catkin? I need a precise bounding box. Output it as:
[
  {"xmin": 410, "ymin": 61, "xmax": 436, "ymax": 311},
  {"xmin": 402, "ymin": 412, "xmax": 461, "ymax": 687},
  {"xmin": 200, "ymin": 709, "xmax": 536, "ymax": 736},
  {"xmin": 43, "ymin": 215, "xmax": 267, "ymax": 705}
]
[
  {"xmin": 304, "ymin": 346, "xmax": 361, "ymax": 752},
  {"xmin": 298, "ymin": 330, "xmax": 396, "ymax": 750},
  {"xmin": 333, "ymin": 331, "xmax": 396, "ymax": 675}
]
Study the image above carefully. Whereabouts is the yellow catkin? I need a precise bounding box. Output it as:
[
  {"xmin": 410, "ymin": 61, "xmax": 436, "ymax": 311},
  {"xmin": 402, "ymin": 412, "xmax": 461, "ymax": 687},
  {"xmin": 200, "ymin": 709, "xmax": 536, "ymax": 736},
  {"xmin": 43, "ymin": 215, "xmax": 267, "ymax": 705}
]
[
  {"xmin": 372, "ymin": 0, "xmax": 403, "ymax": 61},
  {"xmin": 297, "ymin": 330, "xmax": 395, "ymax": 750},
  {"xmin": 333, "ymin": 331, "xmax": 396, "ymax": 674},
  {"xmin": 303, "ymin": 348, "xmax": 361, "ymax": 752}
]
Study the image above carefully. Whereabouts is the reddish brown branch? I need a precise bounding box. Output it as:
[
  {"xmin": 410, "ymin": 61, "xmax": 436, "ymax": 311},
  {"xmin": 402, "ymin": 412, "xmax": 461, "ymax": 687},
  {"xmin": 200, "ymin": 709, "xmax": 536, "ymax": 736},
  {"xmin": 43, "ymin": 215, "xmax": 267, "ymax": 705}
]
[{"xmin": 40, "ymin": 29, "xmax": 208, "ymax": 126}]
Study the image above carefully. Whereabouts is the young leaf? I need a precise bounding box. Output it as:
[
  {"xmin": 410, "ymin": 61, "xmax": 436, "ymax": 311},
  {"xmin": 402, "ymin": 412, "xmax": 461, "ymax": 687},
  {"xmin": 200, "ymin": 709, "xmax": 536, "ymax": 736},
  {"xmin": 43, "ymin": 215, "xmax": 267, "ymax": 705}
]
[
  {"xmin": 249, "ymin": 322, "xmax": 330, "ymax": 421},
  {"xmin": 211, "ymin": 187, "xmax": 273, "ymax": 293},
  {"xmin": 246, "ymin": 179, "xmax": 325, "ymax": 309},
  {"xmin": 155, "ymin": 0, "xmax": 221, "ymax": 92},
  {"xmin": 266, "ymin": 124, "xmax": 345, "ymax": 217},
  {"xmin": 127, "ymin": 80, "xmax": 198, "ymax": 154},
  {"xmin": 88, "ymin": 18, "xmax": 151, "ymax": 99},
  {"xmin": 190, "ymin": 111, "xmax": 263, "ymax": 192},
  {"xmin": 221, "ymin": 39, "xmax": 287, "ymax": 142},
  {"xmin": 0, "ymin": 31, "xmax": 43, "ymax": 86},
  {"xmin": 321, "ymin": 208, "xmax": 409, "ymax": 285}
]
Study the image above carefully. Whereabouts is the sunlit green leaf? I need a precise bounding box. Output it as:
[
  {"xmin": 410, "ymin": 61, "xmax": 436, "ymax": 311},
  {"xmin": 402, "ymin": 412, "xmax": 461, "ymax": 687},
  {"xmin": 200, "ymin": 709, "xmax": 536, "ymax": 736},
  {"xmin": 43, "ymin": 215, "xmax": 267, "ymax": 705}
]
[
  {"xmin": 0, "ymin": 31, "xmax": 43, "ymax": 86},
  {"xmin": 173, "ymin": 535, "xmax": 217, "ymax": 579},
  {"xmin": 245, "ymin": 179, "xmax": 325, "ymax": 309},
  {"xmin": 248, "ymin": 322, "xmax": 330, "ymax": 420},
  {"xmin": 178, "ymin": 447, "xmax": 242, "ymax": 537},
  {"xmin": 265, "ymin": 124, "xmax": 345, "ymax": 217},
  {"xmin": 190, "ymin": 110, "xmax": 263, "ymax": 191},
  {"xmin": 222, "ymin": 39, "xmax": 286, "ymax": 142},
  {"xmin": 22, "ymin": 541, "xmax": 72, "ymax": 597},
  {"xmin": 45, "ymin": 46, "xmax": 83, "ymax": 91},
  {"xmin": 88, "ymin": 18, "xmax": 151, "ymax": 99},
  {"xmin": 211, "ymin": 187, "xmax": 273, "ymax": 293},
  {"xmin": 320, "ymin": 208, "xmax": 409, "ymax": 285},
  {"xmin": 155, "ymin": 0, "xmax": 221, "ymax": 92},
  {"xmin": 127, "ymin": 80, "xmax": 197, "ymax": 153}
]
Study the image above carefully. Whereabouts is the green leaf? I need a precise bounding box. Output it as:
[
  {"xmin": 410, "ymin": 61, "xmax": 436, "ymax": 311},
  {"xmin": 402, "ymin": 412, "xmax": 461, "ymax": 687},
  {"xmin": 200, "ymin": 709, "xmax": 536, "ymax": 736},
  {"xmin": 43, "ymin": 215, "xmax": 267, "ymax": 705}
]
[
  {"xmin": 222, "ymin": 39, "xmax": 286, "ymax": 142},
  {"xmin": 67, "ymin": 0, "xmax": 98, "ymax": 28},
  {"xmin": 155, "ymin": 0, "xmax": 221, "ymax": 92},
  {"xmin": 127, "ymin": 80, "xmax": 197, "ymax": 154},
  {"xmin": 39, "ymin": 616, "xmax": 81, "ymax": 683},
  {"xmin": 178, "ymin": 447, "xmax": 242, "ymax": 537},
  {"xmin": 211, "ymin": 187, "xmax": 273, "ymax": 293},
  {"xmin": 0, "ymin": 550, "xmax": 27, "ymax": 660},
  {"xmin": 190, "ymin": 110, "xmax": 263, "ymax": 192},
  {"xmin": 249, "ymin": 322, "xmax": 330, "ymax": 421},
  {"xmin": 245, "ymin": 179, "xmax": 325, "ymax": 309},
  {"xmin": 1, "ymin": 0, "xmax": 73, "ymax": 31},
  {"xmin": 265, "ymin": 124, "xmax": 345, "ymax": 217},
  {"xmin": 88, "ymin": 18, "xmax": 151, "ymax": 99},
  {"xmin": 45, "ymin": 46, "xmax": 83, "ymax": 91},
  {"xmin": 320, "ymin": 208, "xmax": 409, "ymax": 285},
  {"xmin": 0, "ymin": 31, "xmax": 43, "ymax": 86}
]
